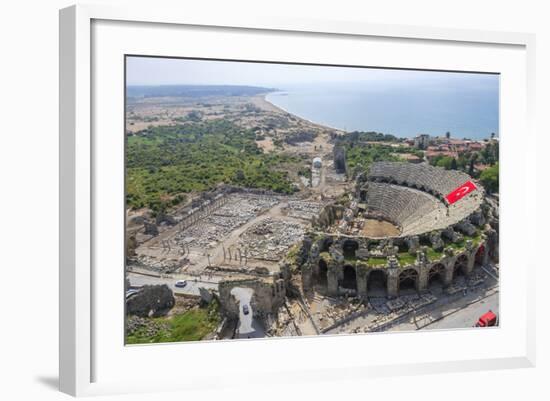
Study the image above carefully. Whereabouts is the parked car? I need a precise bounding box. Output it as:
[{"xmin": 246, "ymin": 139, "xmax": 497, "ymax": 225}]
[
  {"xmin": 175, "ymin": 280, "xmax": 187, "ymax": 288},
  {"xmin": 242, "ymin": 305, "xmax": 250, "ymax": 315},
  {"xmin": 475, "ymin": 310, "xmax": 498, "ymax": 327}
]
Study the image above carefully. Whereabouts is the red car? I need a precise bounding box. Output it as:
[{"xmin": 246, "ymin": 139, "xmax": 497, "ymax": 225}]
[{"xmin": 475, "ymin": 310, "xmax": 498, "ymax": 327}]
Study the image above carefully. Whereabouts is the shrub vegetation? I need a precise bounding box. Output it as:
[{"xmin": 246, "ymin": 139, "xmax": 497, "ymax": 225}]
[
  {"xmin": 126, "ymin": 301, "xmax": 220, "ymax": 344},
  {"xmin": 126, "ymin": 120, "xmax": 300, "ymax": 211}
]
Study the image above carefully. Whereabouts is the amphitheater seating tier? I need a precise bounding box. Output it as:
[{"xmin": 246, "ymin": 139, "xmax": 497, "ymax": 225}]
[
  {"xmin": 368, "ymin": 162, "xmax": 475, "ymax": 198},
  {"xmin": 364, "ymin": 162, "xmax": 483, "ymax": 236}
]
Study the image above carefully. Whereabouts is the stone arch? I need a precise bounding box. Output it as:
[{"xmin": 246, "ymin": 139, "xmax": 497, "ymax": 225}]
[
  {"xmin": 359, "ymin": 189, "xmax": 367, "ymax": 202},
  {"xmin": 319, "ymin": 237, "xmax": 333, "ymax": 253},
  {"xmin": 317, "ymin": 259, "xmax": 328, "ymax": 285},
  {"xmin": 395, "ymin": 238, "xmax": 408, "ymax": 253},
  {"xmin": 341, "ymin": 265, "xmax": 357, "ymax": 290},
  {"xmin": 367, "ymin": 269, "xmax": 387, "ymax": 296},
  {"xmin": 454, "ymin": 254, "xmax": 469, "ymax": 278},
  {"xmin": 342, "ymin": 239, "xmax": 359, "ymax": 259},
  {"xmin": 368, "ymin": 242, "xmax": 380, "ymax": 252},
  {"xmin": 428, "ymin": 263, "xmax": 445, "ymax": 286},
  {"xmin": 399, "ymin": 268, "xmax": 418, "ymax": 292}
]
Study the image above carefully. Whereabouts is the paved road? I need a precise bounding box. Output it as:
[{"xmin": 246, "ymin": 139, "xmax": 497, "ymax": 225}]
[
  {"xmin": 127, "ymin": 272, "xmax": 218, "ymax": 296},
  {"xmin": 420, "ymin": 291, "xmax": 499, "ymax": 330},
  {"xmin": 231, "ymin": 287, "xmax": 265, "ymax": 339},
  {"xmin": 326, "ymin": 284, "xmax": 499, "ymax": 334}
]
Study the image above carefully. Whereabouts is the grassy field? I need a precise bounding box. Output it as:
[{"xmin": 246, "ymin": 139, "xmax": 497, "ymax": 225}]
[
  {"xmin": 397, "ymin": 252, "xmax": 417, "ymax": 266},
  {"xmin": 427, "ymin": 248, "xmax": 444, "ymax": 262},
  {"xmin": 367, "ymin": 257, "xmax": 388, "ymax": 267},
  {"xmin": 126, "ymin": 301, "xmax": 220, "ymax": 344}
]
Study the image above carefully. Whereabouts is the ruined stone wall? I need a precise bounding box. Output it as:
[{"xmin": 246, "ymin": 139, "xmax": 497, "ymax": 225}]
[
  {"xmin": 312, "ymin": 204, "xmax": 345, "ymax": 229},
  {"xmin": 218, "ymin": 276, "xmax": 286, "ymax": 319},
  {"xmin": 302, "ymin": 232, "xmax": 489, "ymax": 299},
  {"xmin": 333, "ymin": 145, "xmax": 347, "ymax": 174}
]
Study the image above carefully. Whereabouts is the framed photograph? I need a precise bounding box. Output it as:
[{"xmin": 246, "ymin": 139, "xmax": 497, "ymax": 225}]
[{"xmin": 59, "ymin": 4, "xmax": 536, "ymax": 396}]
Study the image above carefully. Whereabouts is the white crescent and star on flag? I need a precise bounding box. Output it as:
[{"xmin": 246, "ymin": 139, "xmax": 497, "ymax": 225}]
[{"xmin": 445, "ymin": 181, "xmax": 477, "ymax": 205}]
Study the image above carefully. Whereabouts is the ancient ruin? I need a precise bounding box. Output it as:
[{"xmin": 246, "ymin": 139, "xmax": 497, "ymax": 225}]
[{"xmin": 127, "ymin": 160, "xmax": 499, "ymax": 340}]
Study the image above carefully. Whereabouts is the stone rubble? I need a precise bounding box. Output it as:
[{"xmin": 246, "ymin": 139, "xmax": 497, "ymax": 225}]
[
  {"xmin": 174, "ymin": 194, "xmax": 279, "ymax": 250},
  {"xmin": 286, "ymin": 200, "xmax": 324, "ymax": 220},
  {"xmin": 238, "ymin": 218, "xmax": 306, "ymax": 260}
]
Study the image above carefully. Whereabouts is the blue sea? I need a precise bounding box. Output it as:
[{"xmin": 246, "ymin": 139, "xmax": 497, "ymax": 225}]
[{"xmin": 265, "ymin": 74, "xmax": 499, "ymax": 140}]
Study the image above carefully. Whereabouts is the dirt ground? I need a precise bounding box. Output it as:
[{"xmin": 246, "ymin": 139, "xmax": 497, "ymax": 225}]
[
  {"xmin": 360, "ymin": 219, "xmax": 401, "ymax": 237},
  {"xmin": 255, "ymin": 137, "xmax": 275, "ymax": 152}
]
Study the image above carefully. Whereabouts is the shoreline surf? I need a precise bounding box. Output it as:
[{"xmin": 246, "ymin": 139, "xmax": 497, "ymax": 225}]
[
  {"xmin": 261, "ymin": 93, "xmax": 347, "ymax": 134},
  {"xmin": 263, "ymin": 87, "xmax": 498, "ymax": 140}
]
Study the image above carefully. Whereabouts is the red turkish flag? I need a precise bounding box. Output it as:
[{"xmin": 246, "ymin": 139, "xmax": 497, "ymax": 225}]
[{"xmin": 445, "ymin": 181, "xmax": 477, "ymax": 204}]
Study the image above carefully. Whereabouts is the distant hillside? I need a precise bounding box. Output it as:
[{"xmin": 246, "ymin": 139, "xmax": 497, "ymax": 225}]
[{"xmin": 126, "ymin": 85, "xmax": 276, "ymax": 99}]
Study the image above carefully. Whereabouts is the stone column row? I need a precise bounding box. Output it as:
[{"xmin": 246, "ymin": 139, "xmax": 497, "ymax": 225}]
[{"xmin": 178, "ymin": 194, "xmax": 228, "ymax": 231}]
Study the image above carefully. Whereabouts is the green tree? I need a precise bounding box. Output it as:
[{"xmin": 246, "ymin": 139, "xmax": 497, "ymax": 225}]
[
  {"xmin": 429, "ymin": 155, "xmax": 443, "ymax": 166},
  {"xmin": 125, "ymin": 120, "xmax": 300, "ymax": 210},
  {"xmin": 234, "ymin": 169, "xmax": 245, "ymax": 182},
  {"xmin": 450, "ymin": 158, "xmax": 458, "ymax": 170},
  {"xmin": 436, "ymin": 156, "xmax": 454, "ymax": 170},
  {"xmin": 469, "ymin": 153, "xmax": 478, "ymax": 175},
  {"xmin": 479, "ymin": 163, "xmax": 499, "ymax": 193},
  {"xmin": 457, "ymin": 154, "xmax": 468, "ymax": 171}
]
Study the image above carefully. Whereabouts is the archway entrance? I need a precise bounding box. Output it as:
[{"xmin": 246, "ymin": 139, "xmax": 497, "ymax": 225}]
[
  {"xmin": 367, "ymin": 269, "xmax": 387, "ymax": 296},
  {"xmin": 475, "ymin": 245, "xmax": 485, "ymax": 266},
  {"xmin": 320, "ymin": 237, "xmax": 333, "ymax": 253},
  {"xmin": 342, "ymin": 240, "xmax": 359, "ymax": 259},
  {"xmin": 454, "ymin": 254, "xmax": 468, "ymax": 279},
  {"xmin": 317, "ymin": 259, "xmax": 328, "ymax": 285},
  {"xmin": 428, "ymin": 263, "xmax": 445, "ymax": 287},
  {"xmin": 399, "ymin": 269, "xmax": 418, "ymax": 293},
  {"xmin": 342, "ymin": 265, "xmax": 357, "ymax": 290}
]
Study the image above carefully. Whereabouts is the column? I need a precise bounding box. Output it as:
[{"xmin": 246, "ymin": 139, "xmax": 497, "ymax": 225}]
[
  {"xmin": 387, "ymin": 271, "xmax": 399, "ymax": 298},
  {"xmin": 465, "ymin": 252, "xmax": 475, "ymax": 276},
  {"xmin": 417, "ymin": 265, "xmax": 429, "ymax": 292},
  {"xmin": 301, "ymin": 263, "xmax": 312, "ymax": 291},
  {"xmin": 443, "ymin": 258, "xmax": 455, "ymax": 286},
  {"xmin": 482, "ymin": 241, "xmax": 489, "ymax": 266},
  {"xmin": 327, "ymin": 262, "xmax": 339, "ymax": 296},
  {"xmin": 356, "ymin": 267, "xmax": 368, "ymax": 298}
]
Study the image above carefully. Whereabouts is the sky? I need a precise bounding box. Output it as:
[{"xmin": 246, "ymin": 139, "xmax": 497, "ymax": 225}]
[{"xmin": 126, "ymin": 56, "xmax": 499, "ymax": 89}]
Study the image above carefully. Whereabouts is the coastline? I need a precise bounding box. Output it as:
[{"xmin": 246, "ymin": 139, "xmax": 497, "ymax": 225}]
[
  {"xmin": 255, "ymin": 92, "xmax": 346, "ymax": 133},
  {"xmin": 258, "ymin": 92, "xmax": 496, "ymax": 141}
]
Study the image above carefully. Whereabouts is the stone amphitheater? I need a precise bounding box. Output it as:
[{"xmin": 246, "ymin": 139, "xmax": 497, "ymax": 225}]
[
  {"xmin": 301, "ymin": 162, "xmax": 499, "ymax": 299},
  {"xmin": 361, "ymin": 162, "xmax": 484, "ymax": 236}
]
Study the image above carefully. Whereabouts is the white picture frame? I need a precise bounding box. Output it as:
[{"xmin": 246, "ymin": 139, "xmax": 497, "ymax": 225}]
[{"xmin": 59, "ymin": 4, "xmax": 536, "ymax": 397}]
